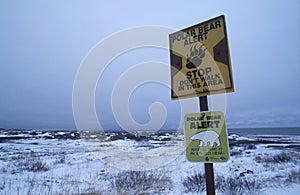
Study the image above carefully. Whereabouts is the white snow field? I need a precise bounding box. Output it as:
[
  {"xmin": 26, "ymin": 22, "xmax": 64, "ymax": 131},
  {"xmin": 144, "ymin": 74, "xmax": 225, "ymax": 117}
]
[{"xmin": 0, "ymin": 129, "xmax": 300, "ymax": 194}]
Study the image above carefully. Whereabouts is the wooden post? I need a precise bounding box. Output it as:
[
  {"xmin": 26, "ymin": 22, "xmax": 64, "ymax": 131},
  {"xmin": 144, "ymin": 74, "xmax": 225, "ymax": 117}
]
[{"xmin": 199, "ymin": 96, "xmax": 216, "ymax": 195}]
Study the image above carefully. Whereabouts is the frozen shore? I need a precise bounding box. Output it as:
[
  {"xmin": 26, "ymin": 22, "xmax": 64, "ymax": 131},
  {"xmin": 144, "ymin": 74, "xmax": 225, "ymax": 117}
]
[{"xmin": 0, "ymin": 129, "xmax": 300, "ymax": 194}]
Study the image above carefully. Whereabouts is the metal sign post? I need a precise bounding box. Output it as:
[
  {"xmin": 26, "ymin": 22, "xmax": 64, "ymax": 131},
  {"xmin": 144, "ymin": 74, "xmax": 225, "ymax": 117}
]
[{"xmin": 199, "ymin": 96, "xmax": 215, "ymax": 195}]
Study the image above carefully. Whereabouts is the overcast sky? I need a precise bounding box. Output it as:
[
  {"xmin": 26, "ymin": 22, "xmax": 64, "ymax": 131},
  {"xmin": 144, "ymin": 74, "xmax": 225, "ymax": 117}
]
[{"xmin": 1, "ymin": 0, "xmax": 299, "ymax": 130}]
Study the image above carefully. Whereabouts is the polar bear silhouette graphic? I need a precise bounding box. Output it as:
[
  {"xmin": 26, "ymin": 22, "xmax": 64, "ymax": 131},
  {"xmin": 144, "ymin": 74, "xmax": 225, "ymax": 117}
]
[{"xmin": 190, "ymin": 130, "xmax": 221, "ymax": 147}]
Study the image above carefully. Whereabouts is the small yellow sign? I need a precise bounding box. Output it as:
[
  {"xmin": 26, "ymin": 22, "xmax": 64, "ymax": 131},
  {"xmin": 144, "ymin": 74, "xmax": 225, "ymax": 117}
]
[
  {"xmin": 184, "ymin": 112, "xmax": 229, "ymax": 162},
  {"xmin": 170, "ymin": 15, "xmax": 234, "ymax": 100}
]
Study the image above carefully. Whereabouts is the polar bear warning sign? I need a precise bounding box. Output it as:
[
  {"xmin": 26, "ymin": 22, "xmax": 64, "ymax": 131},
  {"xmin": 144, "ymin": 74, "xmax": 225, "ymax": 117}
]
[
  {"xmin": 184, "ymin": 111, "xmax": 229, "ymax": 162},
  {"xmin": 169, "ymin": 15, "xmax": 234, "ymax": 100}
]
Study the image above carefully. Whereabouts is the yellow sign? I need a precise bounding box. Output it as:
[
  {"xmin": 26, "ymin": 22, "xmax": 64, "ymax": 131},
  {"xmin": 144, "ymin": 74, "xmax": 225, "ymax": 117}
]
[
  {"xmin": 169, "ymin": 15, "xmax": 234, "ymax": 100},
  {"xmin": 184, "ymin": 112, "xmax": 229, "ymax": 162}
]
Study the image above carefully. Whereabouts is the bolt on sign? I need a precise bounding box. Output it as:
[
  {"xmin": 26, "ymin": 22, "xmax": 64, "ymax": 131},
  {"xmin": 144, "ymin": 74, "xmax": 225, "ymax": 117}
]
[
  {"xmin": 184, "ymin": 111, "xmax": 229, "ymax": 162},
  {"xmin": 169, "ymin": 15, "xmax": 234, "ymax": 100}
]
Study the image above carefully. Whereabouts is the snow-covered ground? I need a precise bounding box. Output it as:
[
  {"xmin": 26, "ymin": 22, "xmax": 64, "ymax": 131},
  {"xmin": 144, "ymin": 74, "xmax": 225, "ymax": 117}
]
[{"xmin": 0, "ymin": 129, "xmax": 300, "ymax": 194}]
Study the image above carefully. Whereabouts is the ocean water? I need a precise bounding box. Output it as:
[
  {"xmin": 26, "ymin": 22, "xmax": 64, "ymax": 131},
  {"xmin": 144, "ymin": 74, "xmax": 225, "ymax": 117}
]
[{"xmin": 228, "ymin": 127, "xmax": 300, "ymax": 136}]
